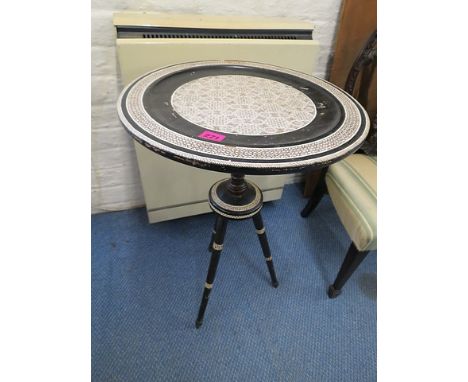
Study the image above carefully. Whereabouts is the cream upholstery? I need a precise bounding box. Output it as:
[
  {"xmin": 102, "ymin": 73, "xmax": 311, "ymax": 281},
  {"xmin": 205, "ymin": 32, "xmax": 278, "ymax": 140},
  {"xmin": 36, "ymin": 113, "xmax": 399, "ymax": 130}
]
[{"xmin": 325, "ymin": 154, "xmax": 377, "ymax": 251}]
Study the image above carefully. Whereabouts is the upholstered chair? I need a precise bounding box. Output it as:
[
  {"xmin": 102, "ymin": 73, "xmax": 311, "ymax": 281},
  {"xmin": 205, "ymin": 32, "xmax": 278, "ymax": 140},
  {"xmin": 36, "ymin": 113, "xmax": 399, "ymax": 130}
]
[{"xmin": 301, "ymin": 31, "xmax": 377, "ymax": 298}]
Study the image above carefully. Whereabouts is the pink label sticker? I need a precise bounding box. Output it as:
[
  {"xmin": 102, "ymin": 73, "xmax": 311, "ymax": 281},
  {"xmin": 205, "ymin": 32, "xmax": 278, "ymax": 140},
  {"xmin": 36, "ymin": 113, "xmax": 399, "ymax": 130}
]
[{"xmin": 198, "ymin": 130, "xmax": 226, "ymax": 142}]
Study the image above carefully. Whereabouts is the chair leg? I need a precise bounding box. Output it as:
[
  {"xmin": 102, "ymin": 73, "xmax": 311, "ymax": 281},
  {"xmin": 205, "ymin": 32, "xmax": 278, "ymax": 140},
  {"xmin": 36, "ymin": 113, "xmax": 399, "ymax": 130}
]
[
  {"xmin": 196, "ymin": 215, "xmax": 228, "ymax": 328},
  {"xmin": 301, "ymin": 168, "xmax": 327, "ymax": 218},
  {"xmin": 328, "ymin": 242, "xmax": 369, "ymax": 298},
  {"xmin": 252, "ymin": 212, "xmax": 279, "ymax": 288}
]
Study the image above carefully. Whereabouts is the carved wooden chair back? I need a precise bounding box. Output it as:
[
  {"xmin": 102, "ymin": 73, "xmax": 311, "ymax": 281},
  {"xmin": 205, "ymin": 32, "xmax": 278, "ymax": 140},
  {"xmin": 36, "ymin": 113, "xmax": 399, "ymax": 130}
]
[
  {"xmin": 344, "ymin": 30, "xmax": 377, "ymax": 155},
  {"xmin": 344, "ymin": 30, "xmax": 377, "ymax": 108}
]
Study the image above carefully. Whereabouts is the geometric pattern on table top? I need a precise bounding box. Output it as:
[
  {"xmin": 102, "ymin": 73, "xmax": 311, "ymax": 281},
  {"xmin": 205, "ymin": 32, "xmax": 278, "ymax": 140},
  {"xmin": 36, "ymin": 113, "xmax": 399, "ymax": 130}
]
[
  {"xmin": 119, "ymin": 61, "xmax": 369, "ymax": 170},
  {"xmin": 171, "ymin": 75, "xmax": 317, "ymax": 136}
]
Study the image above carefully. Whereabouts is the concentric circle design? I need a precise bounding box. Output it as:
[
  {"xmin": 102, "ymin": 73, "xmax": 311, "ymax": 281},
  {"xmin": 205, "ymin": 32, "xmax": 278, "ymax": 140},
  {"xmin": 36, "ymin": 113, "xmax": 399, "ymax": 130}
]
[
  {"xmin": 171, "ymin": 75, "xmax": 317, "ymax": 135},
  {"xmin": 117, "ymin": 61, "xmax": 370, "ymax": 174}
]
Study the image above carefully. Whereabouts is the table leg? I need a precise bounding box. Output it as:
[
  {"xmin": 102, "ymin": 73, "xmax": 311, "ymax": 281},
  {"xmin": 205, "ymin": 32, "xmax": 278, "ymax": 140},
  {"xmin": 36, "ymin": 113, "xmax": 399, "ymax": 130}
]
[
  {"xmin": 208, "ymin": 217, "xmax": 217, "ymax": 252},
  {"xmin": 196, "ymin": 214, "xmax": 228, "ymax": 328},
  {"xmin": 252, "ymin": 212, "xmax": 279, "ymax": 288}
]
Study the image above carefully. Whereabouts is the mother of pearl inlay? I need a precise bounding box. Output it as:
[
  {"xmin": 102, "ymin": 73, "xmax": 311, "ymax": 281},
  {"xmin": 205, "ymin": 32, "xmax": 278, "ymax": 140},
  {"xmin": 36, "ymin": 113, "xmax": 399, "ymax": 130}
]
[{"xmin": 171, "ymin": 75, "xmax": 317, "ymax": 135}]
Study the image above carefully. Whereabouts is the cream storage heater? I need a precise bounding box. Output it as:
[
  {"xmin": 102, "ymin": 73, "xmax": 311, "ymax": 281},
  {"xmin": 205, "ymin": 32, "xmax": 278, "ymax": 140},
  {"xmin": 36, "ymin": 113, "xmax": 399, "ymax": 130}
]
[{"xmin": 113, "ymin": 12, "xmax": 320, "ymax": 223}]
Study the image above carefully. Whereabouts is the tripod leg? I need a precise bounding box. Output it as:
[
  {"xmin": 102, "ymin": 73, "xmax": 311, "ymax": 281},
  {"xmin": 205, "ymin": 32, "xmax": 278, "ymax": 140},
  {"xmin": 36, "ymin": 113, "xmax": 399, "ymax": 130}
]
[
  {"xmin": 252, "ymin": 212, "xmax": 279, "ymax": 288},
  {"xmin": 208, "ymin": 217, "xmax": 217, "ymax": 252},
  {"xmin": 196, "ymin": 215, "xmax": 228, "ymax": 328}
]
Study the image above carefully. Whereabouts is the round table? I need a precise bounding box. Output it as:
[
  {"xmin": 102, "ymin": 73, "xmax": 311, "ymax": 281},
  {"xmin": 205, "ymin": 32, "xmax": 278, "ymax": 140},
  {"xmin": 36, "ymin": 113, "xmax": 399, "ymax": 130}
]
[{"xmin": 117, "ymin": 60, "xmax": 370, "ymax": 328}]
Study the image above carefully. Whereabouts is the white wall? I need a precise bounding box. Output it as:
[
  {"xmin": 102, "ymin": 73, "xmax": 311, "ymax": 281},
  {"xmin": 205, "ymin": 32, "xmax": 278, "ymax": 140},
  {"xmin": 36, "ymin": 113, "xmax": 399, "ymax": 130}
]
[{"xmin": 91, "ymin": 0, "xmax": 343, "ymax": 213}]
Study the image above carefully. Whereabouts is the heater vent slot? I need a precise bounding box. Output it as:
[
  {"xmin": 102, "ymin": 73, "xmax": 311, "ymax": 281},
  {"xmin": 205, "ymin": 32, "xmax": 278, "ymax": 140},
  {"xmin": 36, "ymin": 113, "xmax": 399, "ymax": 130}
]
[{"xmin": 116, "ymin": 26, "xmax": 313, "ymax": 40}]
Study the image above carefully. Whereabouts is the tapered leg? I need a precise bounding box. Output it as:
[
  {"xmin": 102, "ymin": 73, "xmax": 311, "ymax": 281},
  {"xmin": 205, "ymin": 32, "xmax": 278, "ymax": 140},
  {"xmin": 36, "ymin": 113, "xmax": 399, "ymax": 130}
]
[
  {"xmin": 196, "ymin": 215, "xmax": 228, "ymax": 328},
  {"xmin": 252, "ymin": 212, "xmax": 279, "ymax": 288},
  {"xmin": 328, "ymin": 242, "xmax": 369, "ymax": 298},
  {"xmin": 208, "ymin": 218, "xmax": 217, "ymax": 252},
  {"xmin": 301, "ymin": 167, "xmax": 328, "ymax": 218}
]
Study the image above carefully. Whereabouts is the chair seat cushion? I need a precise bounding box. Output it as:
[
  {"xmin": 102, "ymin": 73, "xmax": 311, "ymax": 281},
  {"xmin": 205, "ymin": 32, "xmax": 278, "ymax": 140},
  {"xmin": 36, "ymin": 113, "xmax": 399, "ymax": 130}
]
[{"xmin": 325, "ymin": 154, "xmax": 377, "ymax": 251}]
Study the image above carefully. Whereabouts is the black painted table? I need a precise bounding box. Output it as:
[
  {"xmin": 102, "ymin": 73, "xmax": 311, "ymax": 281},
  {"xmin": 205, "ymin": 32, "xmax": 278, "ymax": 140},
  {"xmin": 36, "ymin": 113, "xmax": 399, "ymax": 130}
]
[{"xmin": 117, "ymin": 60, "xmax": 370, "ymax": 328}]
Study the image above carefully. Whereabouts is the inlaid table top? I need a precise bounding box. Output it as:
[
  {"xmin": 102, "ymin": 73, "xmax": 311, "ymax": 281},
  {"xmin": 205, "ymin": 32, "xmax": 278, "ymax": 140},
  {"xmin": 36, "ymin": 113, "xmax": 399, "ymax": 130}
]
[{"xmin": 117, "ymin": 60, "xmax": 370, "ymax": 175}]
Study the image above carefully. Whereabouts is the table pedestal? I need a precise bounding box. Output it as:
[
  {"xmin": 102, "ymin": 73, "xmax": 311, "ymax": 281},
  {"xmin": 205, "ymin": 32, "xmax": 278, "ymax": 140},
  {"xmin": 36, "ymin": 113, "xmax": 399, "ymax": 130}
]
[{"xmin": 195, "ymin": 173, "xmax": 279, "ymax": 328}]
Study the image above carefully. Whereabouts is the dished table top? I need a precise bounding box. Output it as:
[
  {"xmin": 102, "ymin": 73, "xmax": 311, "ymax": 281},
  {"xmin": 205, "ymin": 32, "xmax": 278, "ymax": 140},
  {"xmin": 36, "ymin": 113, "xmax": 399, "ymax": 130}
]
[{"xmin": 117, "ymin": 60, "xmax": 369, "ymax": 175}]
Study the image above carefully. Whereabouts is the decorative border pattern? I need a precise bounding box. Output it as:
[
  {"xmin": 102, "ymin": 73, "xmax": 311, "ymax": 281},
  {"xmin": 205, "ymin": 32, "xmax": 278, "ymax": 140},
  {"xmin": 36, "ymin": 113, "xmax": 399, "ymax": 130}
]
[
  {"xmin": 209, "ymin": 205, "xmax": 262, "ymax": 220},
  {"xmin": 211, "ymin": 243, "xmax": 224, "ymax": 251},
  {"xmin": 117, "ymin": 60, "xmax": 370, "ymax": 171},
  {"xmin": 209, "ymin": 179, "xmax": 262, "ymax": 213}
]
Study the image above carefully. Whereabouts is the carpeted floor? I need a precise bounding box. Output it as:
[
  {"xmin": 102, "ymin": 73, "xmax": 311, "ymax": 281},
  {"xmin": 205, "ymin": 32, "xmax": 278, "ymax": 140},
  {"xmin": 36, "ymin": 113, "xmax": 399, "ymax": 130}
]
[{"xmin": 92, "ymin": 183, "xmax": 376, "ymax": 382}]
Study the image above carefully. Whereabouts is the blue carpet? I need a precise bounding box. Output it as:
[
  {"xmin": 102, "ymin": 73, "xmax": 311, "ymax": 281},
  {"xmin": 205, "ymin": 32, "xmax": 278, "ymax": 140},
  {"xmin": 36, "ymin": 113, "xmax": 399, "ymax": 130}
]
[{"xmin": 92, "ymin": 184, "xmax": 376, "ymax": 382}]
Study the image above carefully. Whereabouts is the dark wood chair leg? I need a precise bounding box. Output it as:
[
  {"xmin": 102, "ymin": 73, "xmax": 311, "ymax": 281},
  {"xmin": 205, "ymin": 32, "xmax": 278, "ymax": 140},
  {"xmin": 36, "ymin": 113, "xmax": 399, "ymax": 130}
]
[
  {"xmin": 301, "ymin": 167, "xmax": 328, "ymax": 218},
  {"xmin": 328, "ymin": 242, "xmax": 369, "ymax": 298},
  {"xmin": 196, "ymin": 215, "xmax": 228, "ymax": 328},
  {"xmin": 252, "ymin": 212, "xmax": 279, "ymax": 288}
]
